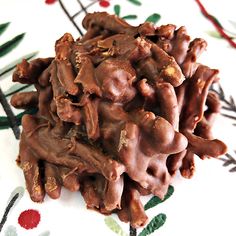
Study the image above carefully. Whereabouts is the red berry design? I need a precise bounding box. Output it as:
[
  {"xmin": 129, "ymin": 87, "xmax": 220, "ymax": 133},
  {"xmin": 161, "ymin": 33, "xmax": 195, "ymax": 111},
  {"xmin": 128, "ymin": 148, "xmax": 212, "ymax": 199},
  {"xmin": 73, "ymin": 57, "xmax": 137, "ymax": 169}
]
[
  {"xmin": 99, "ymin": 0, "xmax": 110, "ymax": 8},
  {"xmin": 18, "ymin": 209, "xmax": 41, "ymax": 230},
  {"xmin": 45, "ymin": 0, "xmax": 57, "ymax": 4}
]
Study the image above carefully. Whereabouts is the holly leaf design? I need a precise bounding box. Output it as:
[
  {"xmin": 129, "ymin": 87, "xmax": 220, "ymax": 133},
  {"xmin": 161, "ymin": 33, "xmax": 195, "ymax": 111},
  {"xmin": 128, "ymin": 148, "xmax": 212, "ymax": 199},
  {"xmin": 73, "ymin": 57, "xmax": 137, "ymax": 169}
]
[
  {"xmin": 229, "ymin": 166, "xmax": 236, "ymax": 172},
  {"xmin": 0, "ymin": 22, "xmax": 10, "ymax": 36},
  {"xmin": 0, "ymin": 108, "xmax": 37, "ymax": 130},
  {"xmin": 221, "ymin": 113, "xmax": 236, "ymax": 121},
  {"xmin": 220, "ymin": 153, "xmax": 236, "ymax": 172},
  {"xmin": 122, "ymin": 15, "xmax": 137, "ymax": 20},
  {"xmin": 144, "ymin": 185, "xmax": 174, "ymax": 211},
  {"xmin": 211, "ymin": 83, "xmax": 236, "ymax": 124},
  {"xmin": 218, "ymin": 84, "xmax": 225, "ymax": 99},
  {"xmin": 138, "ymin": 214, "xmax": 166, "ymax": 236},
  {"xmin": 145, "ymin": 13, "xmax": 161, "ymax": 24},
  {"xmin": 127, "ymin": 0, "xmax": 142, "ymax": 6},
  {"xmin": 4, "ymin": 84, "xmax": 33, "ymax": 97},
  {"xmin": 104, "ymin": 216, "xmax": 128, "ymax": 236},
  {"xmin": 0, "ymin": 22, "xmax": 35, "ymax": 139},
  {"xmin": 229, "ymin": 95, "xmax": 236, "ymax": 109},
  {"xmin": 4, "ymin": 225, "xmax": 17, "ymax": 236},
  {"xmin": 206, "ymin": 30, "xmax": 235, "ymax": 39},
  {"xmin": 206, "ymin": 30, "xmax": 222, "ymax": 39},
  {"xmin": 114, "ymin": 5, "xmax": 121, "ymax": 17},
  {"xmin": 0, "ymin": 33, "xmax": 25, "ymax": 58}
]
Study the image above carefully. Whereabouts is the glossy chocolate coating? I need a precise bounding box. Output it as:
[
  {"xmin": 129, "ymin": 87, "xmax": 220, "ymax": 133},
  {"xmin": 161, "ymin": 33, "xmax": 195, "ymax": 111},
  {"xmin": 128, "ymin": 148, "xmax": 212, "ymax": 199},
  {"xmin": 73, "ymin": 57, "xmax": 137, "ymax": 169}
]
[{"xmin": 11, "ymin": 12, "xmax": 227, "ymax": 228}]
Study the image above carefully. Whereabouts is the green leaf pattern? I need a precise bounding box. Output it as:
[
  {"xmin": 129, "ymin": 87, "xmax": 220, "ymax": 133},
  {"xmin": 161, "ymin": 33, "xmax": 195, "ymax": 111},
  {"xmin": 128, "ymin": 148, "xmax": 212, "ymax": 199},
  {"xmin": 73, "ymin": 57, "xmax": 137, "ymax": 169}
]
[
  {"xmin": 206, "ymin": 30, "xmax": 222, "ymax": 39},
  {"xmin": 144, "ymin": 185, "xmax": 174, "ymax": 211},
  {"xmin": 127, "ymin": 0, "xmax": 142, "ymax": 6},
  {"xmin": 122, "ymin": 15, "xmax": 138, "ymax": 20},
  {"xmin": 145, "ymin": 13, "xmax": 161, "ymax": 24},
  {"xmin": 4, "ymin": 84, "xmax": 33, "ymax": 97},
  {"xmin": 104, "ymin": 216, "xmax": 128, "ymax": 236},
  {"xmin": 0, "ymin": 108, "xmax": 37, "ymax": 129},
  {"xmin": 114, "ymin": 5, "xmax": 121, "ymax": 17},
  {"xmin": 138, "ymin": 214, "xmax": 166, "ymax": 236},
  {"xmin": 0, "ymin": 33, "xmax": 25, "ymax": 58},
  {"xmin": 0, "ymin": 22, "xmax": 10, "ymax": 36}
]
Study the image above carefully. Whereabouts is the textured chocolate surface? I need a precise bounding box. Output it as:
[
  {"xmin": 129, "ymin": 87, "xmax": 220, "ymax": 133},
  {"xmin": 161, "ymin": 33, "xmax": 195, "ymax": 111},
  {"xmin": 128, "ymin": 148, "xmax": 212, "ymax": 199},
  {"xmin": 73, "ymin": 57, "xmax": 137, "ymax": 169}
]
[{"xmin": 11, "ymin": 12, "xmax": 227, "ymax": 228}]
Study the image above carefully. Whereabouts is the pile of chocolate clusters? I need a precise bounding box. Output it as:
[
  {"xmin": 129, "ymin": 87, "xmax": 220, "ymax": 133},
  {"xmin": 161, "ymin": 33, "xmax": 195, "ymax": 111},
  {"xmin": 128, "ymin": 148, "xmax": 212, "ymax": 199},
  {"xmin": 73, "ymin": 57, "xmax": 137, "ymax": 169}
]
[{"xmin": 11, "ymin": 12, "xmax": 227, "ymax": 227}]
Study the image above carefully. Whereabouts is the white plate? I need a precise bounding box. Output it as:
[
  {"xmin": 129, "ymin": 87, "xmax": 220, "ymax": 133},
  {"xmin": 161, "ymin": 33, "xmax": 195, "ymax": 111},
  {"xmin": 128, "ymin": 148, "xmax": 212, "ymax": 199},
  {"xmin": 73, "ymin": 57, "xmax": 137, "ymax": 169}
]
[{"xmin": 1, "ymin": 1, "xmax": 236, "ymax": 235}]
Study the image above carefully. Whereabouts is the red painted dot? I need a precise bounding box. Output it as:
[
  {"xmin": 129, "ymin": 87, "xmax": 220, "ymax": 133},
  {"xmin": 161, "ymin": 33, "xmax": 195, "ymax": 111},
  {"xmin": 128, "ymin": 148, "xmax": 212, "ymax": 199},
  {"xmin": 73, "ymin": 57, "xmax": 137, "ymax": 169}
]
[
  {"xmin": 45, "ymin": 0, "xmax": 57, "ymax": 4},
  {"xmin": 99, "ymin": 0, "xmax": 110, "ymax": 7},
  {"xmin": 18, "ymin": 209, "xmax": 41, "ymax": 230}
]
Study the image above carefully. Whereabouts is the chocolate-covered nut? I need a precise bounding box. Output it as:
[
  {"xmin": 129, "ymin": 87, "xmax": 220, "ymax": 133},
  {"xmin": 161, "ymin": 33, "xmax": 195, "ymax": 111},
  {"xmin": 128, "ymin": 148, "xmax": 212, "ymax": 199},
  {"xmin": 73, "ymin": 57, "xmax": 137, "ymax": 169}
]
[
  {"xmin": 13, "ymin": 57, "xmax": 53, "ymax": 84},
  {"xmin": 44, "ymin": 162, "xmax": 61, "ymax": 199},
  {"xmin": 11, "ymin": 91, "xmax": 38, "ymax": 109},
  {"xmin": 95, "ymin": 59, "xmax": 136, "ymax": 103}
]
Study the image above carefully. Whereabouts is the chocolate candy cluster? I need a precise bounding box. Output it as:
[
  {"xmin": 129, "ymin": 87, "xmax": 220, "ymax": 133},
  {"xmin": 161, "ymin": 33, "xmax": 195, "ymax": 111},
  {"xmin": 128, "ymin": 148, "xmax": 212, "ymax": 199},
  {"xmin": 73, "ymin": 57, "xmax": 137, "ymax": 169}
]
[{"xmin": 11, "ymin": 12, "xmax": 227, "ymax": 227}]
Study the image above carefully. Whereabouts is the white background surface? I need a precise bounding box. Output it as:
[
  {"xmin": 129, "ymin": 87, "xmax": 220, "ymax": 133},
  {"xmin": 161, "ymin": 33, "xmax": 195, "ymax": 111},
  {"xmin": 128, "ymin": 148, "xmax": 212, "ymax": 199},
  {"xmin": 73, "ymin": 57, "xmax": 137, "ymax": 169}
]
[{"xmin": 0, "ymin": 0, "xmax": 236, "ymax": 235}]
